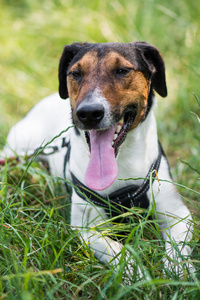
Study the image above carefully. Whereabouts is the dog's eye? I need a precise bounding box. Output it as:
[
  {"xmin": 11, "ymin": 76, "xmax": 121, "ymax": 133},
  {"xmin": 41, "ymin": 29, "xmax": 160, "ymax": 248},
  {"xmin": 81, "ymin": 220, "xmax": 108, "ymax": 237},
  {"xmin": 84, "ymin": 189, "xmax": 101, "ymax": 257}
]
[
  {"xmin": 114, "ymin": 68, "xmax": 131, "ymax": 77},
  {"xmin": 69, "ymin": 70, "xmax": 83, "ymax": 79}
]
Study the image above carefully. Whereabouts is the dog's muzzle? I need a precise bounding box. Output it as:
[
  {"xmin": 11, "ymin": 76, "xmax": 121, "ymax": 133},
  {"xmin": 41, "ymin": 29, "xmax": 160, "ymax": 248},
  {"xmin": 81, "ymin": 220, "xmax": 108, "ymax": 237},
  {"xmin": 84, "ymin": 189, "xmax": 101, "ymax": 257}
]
[{"xmin": 73, "ymin": 101, "xmax": 138, "ymax": 191}]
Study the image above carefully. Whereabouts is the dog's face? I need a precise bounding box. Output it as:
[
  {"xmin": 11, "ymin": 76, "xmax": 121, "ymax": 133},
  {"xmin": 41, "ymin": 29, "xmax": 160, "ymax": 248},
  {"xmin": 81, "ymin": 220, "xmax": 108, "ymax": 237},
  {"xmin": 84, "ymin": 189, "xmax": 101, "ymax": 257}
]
[{"xmin": 58, "ymin": 42, "xmax": 167, "ymax": 191}]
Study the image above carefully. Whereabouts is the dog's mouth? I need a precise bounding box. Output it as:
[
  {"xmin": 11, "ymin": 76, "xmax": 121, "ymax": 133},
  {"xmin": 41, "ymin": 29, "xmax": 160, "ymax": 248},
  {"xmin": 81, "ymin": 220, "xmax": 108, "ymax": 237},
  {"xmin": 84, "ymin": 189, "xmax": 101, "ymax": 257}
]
[
  {"xmin": 84, "ymin": 111, "xmax": 136, "ymax": 191},
  {"xmin": 85, "ymin": 111, "xmax": 134, "ymax": 156}
]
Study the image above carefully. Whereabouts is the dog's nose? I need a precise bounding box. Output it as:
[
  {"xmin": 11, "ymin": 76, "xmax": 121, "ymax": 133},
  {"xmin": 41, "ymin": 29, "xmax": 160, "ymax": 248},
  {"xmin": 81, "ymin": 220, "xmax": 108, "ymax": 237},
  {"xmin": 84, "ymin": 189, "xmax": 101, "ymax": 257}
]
[{"xmin": 76, "ymin": 102, "xmax": 105, "ymax": 126}]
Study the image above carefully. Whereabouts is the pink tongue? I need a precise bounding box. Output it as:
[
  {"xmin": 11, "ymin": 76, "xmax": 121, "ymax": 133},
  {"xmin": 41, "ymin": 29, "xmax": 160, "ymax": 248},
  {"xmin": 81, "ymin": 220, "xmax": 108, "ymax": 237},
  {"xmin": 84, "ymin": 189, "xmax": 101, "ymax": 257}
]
[{"xmin": 85, "ymin": 126, "xmax": 118, "ymax": 191}]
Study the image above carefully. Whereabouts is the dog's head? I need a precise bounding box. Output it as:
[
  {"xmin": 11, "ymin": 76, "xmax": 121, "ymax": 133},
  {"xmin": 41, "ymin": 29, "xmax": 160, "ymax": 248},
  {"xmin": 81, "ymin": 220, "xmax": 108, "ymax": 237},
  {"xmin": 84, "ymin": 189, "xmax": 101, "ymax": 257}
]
[{"xmin": 58, "ymin": 42, "xmax": 167, "ymax": 191}]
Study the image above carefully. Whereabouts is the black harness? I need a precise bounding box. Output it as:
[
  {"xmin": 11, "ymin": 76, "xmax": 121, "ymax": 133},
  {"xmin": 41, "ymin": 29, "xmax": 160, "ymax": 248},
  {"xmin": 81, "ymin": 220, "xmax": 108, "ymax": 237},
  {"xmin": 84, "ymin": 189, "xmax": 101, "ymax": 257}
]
[{"xmin": 63, "ymin": 138, "xmax": 163, "ymax": 219}]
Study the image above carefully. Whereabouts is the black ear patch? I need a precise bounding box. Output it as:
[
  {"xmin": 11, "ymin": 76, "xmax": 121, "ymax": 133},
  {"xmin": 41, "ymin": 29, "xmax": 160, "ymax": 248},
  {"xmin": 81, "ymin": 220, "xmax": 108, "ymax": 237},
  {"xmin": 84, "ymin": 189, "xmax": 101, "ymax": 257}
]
[
  {"xmin": 134, "ymin": 42, "xmax": 167, "ymax": 97},
  {"xmin": 58, "ymin": 43, "xmax": 86, "ymax": 99}
]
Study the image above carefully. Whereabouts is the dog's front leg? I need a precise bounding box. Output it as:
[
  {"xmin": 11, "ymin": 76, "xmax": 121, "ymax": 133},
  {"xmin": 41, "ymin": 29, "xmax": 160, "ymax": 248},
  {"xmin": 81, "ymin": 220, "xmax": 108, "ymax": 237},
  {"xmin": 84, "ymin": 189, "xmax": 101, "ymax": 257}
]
[
  {"xmin": 70, "ymin": 191, "xmax": 122, "ymax": 265},
  {"xmin": 70, "ymin": 191, "xmax": 141, "ymax": 280},
  {"xmin": 154, "ymin": 175, "xmax": 194, "ymax": 276}
]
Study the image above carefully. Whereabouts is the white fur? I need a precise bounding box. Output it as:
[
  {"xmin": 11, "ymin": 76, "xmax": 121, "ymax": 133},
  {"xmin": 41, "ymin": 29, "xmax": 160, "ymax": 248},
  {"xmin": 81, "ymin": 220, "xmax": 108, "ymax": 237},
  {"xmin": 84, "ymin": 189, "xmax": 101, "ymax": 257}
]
[{"xmin": 2, "ymin": 92, "xmax": 194, "ymax": 279}]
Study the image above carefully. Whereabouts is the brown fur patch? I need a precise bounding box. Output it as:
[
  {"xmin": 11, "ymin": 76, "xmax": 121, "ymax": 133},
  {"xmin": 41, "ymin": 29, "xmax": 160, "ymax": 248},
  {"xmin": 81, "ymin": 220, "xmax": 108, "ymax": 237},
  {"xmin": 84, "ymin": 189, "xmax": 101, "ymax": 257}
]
[{"xmin": 67, "ymin": 51, "xmax": 98, "ymax": 108}]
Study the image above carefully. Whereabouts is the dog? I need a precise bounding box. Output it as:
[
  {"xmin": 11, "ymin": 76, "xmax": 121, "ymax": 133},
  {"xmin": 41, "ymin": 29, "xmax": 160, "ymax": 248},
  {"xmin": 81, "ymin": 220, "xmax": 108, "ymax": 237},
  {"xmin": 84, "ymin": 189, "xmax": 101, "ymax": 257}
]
[{"xmin": 2, "ymin": 41, "xmax": 194, "ymax": 279}]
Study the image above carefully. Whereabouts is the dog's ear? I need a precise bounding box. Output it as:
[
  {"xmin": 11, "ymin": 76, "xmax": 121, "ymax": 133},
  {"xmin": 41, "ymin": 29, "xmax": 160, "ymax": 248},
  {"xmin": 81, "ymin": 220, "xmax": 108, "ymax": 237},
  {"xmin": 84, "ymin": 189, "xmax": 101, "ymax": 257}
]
[
  {"xmin": 58, "ymin": 43, "xmax": 85, "ymax": 99},
  {"xmin": 134, "ymin": 42, "xmax": 167, "ymax": 97}
]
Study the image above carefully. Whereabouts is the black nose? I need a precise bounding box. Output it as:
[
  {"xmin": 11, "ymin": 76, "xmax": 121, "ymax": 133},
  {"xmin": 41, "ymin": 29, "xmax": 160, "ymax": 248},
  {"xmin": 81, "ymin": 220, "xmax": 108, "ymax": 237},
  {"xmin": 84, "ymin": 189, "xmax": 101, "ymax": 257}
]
[{"xmin": 76, "ymin": 102, "xmax": 105, "ymax": 126}]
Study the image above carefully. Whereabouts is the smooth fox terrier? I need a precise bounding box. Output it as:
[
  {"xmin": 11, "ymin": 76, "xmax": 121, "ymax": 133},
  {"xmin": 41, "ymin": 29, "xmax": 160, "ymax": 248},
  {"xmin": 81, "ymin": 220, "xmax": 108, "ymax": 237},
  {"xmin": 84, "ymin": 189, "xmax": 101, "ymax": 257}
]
[{"xmin": 3, "ymin": 41, "xmax": 194, "ymax": 278}]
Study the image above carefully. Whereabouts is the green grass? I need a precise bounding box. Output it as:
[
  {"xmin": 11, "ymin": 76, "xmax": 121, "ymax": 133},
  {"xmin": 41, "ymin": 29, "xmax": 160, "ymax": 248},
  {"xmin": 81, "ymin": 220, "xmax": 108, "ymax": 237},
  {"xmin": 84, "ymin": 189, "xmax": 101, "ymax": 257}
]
[
  {"xmin": 0, "ymin": 159, "xmax": 199, "ymax": 299},
  {"xmin": 0, "ymin": 0, "xmax": 200, "ymax": 299}
]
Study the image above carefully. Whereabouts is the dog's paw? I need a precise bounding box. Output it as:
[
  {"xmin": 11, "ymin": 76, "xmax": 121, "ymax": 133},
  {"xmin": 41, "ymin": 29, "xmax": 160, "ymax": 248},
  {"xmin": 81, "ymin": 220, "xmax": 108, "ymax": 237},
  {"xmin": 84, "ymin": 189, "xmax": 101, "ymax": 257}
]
[
  {"xmin": 163, "ymin": 258, "xmax": 195, "ymax": 279},
  {"xmin": 163, "ymin": 245, "xmax": 196, "ymax": 279},
  {"xmin": 120, "ymin": 256, "xmax": 152, "ymax": 285}
]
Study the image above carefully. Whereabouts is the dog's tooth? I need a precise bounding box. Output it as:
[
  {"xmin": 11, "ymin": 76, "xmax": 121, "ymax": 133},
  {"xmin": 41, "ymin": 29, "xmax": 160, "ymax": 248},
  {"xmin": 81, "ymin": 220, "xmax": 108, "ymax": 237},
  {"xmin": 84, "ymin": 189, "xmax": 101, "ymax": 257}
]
[
  {"xmin": 113, "ymin": 133, "xmax": 118, "ymax": 140},
  {"xmin": 118, "ymin": 118, "xmax": 124, "ymax": 125},
  {"xmin": 116, "ymin": 125, "xmax": 121, "ymax": 133}
]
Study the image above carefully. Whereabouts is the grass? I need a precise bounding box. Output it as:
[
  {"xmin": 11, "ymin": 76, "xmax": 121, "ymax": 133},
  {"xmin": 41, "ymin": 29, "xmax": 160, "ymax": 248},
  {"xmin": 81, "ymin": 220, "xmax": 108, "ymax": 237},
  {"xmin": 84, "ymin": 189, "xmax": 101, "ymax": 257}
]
[
  {"xmin": 0, "ymin": 159, "xmax": 199, "ymax": 299},
  {"xmin": 0, "ymin": 0, "xmax": 200, "ymax": 299}
]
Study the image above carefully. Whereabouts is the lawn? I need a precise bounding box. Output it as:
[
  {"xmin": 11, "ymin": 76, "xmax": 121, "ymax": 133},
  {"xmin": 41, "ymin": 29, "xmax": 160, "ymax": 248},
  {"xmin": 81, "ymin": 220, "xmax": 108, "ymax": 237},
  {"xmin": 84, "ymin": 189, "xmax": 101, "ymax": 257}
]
[{"xmin": 0, "ymin": 0, "xmax": 199, "ymax": 299}]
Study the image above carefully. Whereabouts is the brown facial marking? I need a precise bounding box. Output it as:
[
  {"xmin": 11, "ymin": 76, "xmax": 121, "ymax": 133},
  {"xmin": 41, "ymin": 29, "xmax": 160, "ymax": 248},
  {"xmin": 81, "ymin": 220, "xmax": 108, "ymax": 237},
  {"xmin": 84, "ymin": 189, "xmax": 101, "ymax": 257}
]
[
  {"xmin": 67, "ymin": 50, "xmax": 150, "ymax": 129},
  {"xmin": 97, "ymin": 52, "xmax": 150, "ymax": 129},
  {"xmin": 67, "ymin": 52, "xmax": 98, "ymax": 109}
]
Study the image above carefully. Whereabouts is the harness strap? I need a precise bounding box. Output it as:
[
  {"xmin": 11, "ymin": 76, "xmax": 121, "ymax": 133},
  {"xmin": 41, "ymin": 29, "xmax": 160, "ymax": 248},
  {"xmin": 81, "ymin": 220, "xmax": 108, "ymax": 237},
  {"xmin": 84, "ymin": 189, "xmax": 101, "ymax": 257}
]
[{"xmin": 70, "ymin": 141, "xmax": 163, "ymax": 217}]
